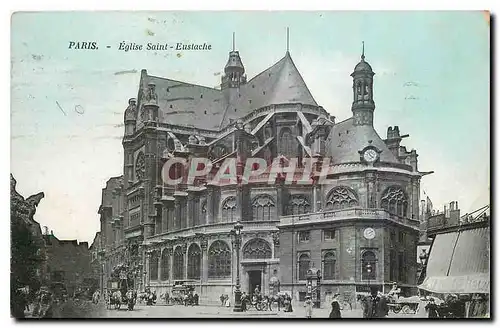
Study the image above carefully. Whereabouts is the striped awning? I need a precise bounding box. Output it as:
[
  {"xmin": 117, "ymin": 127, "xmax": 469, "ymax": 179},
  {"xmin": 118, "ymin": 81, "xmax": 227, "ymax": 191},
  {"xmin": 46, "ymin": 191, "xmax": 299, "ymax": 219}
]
[{"xmin": 419, "ymin": 227, "xmax": 490, "ymax": 294}]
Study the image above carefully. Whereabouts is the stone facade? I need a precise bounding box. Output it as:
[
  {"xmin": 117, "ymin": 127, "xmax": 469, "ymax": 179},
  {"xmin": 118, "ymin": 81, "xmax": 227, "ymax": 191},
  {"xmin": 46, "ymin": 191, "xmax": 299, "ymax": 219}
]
[{"xmin": 96, "ymin": 43, "xmax": 428, "ymax": 306}]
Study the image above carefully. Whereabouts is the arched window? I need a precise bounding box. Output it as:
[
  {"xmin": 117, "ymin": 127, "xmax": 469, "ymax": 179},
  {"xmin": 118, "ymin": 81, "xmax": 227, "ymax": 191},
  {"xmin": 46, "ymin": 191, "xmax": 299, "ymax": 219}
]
[
  {"xmin": 187, "ymin": 244, "xmax": 201, "ymax": 279},
  {"xmin": 323, "ymin": 252, "xmax": 336, "ymax": 280},
  {"xmin": 361, "ymin": 251, "xmax": 377, "ymax": 281},
  {"xmin": 381, "ymin": 186, "xmax": 408, "ymax": 217},
  {"xmin": 298, "ymin": 253, "xmax": 310, "ymax": 280},
  {"xmin": 243, "ymin": 238, "xmax": 272, "ymax": 259},
  {"xmin": 286, "ymin": 195, "xmax": 311, "ymax": 215},
  {"xmin": 149, "ymin": 251, "xmax": 159, "ymax": 281},
  {"xmin": 325, "ymin": 187, "xmax": 359, "ymax": 210},
  {"xmin": 173, "ymin": 246, "xmax": 184, "ymax": 280},
  {"xmin": 278, "ymin": 128, "xmax": 297, "ymax": 158},
  {"xmin": 208, "ymin": 240, "xmax": 231, "ymax": 278},
  {"xmin": 252, "ymin": 194, "xmax": 276, "ymax": 221},
  {"xmin": 221, "ymin": 196, "xmax": 237, "ymax": 223},
  {"xmin": 160, "ymin": 249, "xmax": 170, "ymax": 281}
]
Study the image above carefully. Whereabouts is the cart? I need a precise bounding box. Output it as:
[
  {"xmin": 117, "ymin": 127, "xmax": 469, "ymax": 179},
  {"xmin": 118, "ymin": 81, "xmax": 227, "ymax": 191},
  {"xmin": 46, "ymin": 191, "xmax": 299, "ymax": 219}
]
[
  {"xmin": 106, "ymin": 279, "xmax": 136, "ymax": 311},
  {"xmin": 387, "ymin": 296, "xmax": 421, "ymax": 314}
]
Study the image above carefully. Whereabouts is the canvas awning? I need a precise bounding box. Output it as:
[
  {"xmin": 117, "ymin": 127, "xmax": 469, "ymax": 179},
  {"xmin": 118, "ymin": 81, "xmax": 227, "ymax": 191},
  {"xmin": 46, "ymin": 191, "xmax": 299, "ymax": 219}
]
[{"xmin": 419, "ymin": 227, "xmax": 490, "ymax": 294}]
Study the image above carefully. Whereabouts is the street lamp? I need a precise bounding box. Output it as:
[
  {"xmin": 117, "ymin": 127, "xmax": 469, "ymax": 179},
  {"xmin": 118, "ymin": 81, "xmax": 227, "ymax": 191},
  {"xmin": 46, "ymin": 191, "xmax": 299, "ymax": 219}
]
[
  {"xmin": 366, "ymin": 263, "xmax": 372, "ymax": 290},
  {"xmin": 231, "ymin": 221, "xmax": 243, "ymax": 312}
]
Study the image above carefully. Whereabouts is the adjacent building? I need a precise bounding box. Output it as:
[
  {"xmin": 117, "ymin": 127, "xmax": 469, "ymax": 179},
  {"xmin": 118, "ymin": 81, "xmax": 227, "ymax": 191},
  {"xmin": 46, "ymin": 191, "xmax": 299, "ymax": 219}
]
[
  {"xmin": 96, "ymin": 41, "xmax": 430, "ymax": 305},
  {"xmin": 419, "ymin": 203, "xmax": 490, "ymax": 296},
  {"xmin": 43, "ymin": 232, "xmax": 94, "ymax": 296}
]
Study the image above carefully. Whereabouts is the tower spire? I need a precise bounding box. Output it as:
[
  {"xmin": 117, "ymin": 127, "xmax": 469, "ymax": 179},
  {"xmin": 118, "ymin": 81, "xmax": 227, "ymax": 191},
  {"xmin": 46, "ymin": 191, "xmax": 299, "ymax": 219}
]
[
  {"xmin": 286, "ymin": 27, "xmax": 290, "ymax": 53},
  {"xmin": 232, "ymin": 32, "xmax": 235, "ymax": 51},
  {"xmin": 361, "ymin": 41, "xmax": 365, "ymax": 61}
]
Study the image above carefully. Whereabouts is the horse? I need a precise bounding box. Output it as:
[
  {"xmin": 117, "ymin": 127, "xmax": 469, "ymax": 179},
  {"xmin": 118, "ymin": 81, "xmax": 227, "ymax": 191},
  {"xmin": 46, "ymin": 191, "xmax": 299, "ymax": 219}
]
[
  {"xmin": 136, "ymin": 292, "xmax": 148, "ymax": 304},
  {"xmin": 125, "ymin": 291, "xmax": 136, "ymax": 311},
  {"xmin": 109, "ymin": 290, "xmax": 122, "ymax": 309},
  {"xmin": 267, "ymin": 294, "xmax": 285, "ymax": 311}
]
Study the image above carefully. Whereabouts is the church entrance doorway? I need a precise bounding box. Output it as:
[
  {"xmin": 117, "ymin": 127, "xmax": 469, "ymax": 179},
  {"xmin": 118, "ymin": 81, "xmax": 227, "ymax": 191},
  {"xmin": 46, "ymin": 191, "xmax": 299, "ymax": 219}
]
[{"xmin": 248, "ymin": 270, "xmax": 262, "ymax": 296}]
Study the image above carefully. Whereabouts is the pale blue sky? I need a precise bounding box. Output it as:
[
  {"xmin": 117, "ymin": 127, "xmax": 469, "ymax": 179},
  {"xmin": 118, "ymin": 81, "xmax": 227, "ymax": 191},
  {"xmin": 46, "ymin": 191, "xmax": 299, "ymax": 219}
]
[{"xmin": 11, "ymin": 11, "xmax": 490, "ymax": 242}]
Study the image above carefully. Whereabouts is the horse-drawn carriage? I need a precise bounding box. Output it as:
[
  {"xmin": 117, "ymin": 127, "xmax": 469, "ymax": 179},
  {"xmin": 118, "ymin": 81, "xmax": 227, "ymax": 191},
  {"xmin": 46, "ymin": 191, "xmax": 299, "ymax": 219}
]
[
  {"xmin": 386, "ymin": 295, "xmax": 421, "ymax": 314},
  {"xmin": 106, "ymin": 278, "xmax": 136, "ymax": 311},
  {"xmin": 170, "ymin": 284, "xmax": 196, "ymax": 305}
]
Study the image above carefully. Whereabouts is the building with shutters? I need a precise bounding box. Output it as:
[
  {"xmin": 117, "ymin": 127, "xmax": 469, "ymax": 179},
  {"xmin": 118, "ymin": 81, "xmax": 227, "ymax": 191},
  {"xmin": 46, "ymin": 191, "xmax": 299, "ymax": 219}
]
[{"xmin": 96, "ymin": 42, "xmax": 430, "ymax": 305}]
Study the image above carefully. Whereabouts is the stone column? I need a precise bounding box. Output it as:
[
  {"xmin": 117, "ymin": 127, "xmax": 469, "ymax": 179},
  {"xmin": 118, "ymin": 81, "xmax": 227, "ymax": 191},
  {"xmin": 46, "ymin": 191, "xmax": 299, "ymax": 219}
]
[
  {"xmin": 174, "ymin": 199, "xmax": 180, "ymax": 230},
  {"xmin": 272, "ymin": 232, "xmax": 280, "ymax": 259},
  {"xmin": 167, "ymin": 247, "xmax": 174, "ymax": 282},
  {"xmin": 276, "ymin": 180, "xmax": 284, "ymax": 216},
  {"xmin": 182, "ymin": 243, "xmax": 188, "ymax": 280},
  {"xmin": 313, "ymin": 183, "xmax": 321, "ymax": 212},
  {"xmin": 207, "ymin": 186, "xmax": 214, "ymax": 224},
  {"xmin": 366, "ymin": 173, "xmax": 376, "ymax": 208},
  {"xmin": 145, "ymin": 250, "xmax": 151, "ymax": 289},
  {"xmin": 412, "ymin": 179, "xmax": 420, "ymax": 220},
  {"xmin": 187, "ymin": 193, "xmax": 194, "ymax": 228},
  {"xmin": 201, "ymin": 237, "xmax": 209, "ymax": 282}
]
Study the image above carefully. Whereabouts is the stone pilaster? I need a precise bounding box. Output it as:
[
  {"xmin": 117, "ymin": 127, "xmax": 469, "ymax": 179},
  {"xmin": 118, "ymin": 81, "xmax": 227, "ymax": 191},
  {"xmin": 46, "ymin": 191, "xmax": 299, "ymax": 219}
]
[
  {"xmin": 187, "ymin": 193, "xmax": 194, "ymax": 228},
  {"xmin": 206, "ymin": 186, "xmax": 214, "ymax": 224},
  {"xmin": 174, "ymin": 199, "xmax": 180, "ymax": 230},
  {"xmin": 181, "ymin": 243, "xmax": 188, "ymax": 280},
  {"xmin": 200, "ymin": 237, "xmax": 208, "ymax": 282},
  {"xmin": 313, "ymin": 183, "xmax": 320, "ymax": 212},
  {"xmin": 166, "ymin": 246, "xmax": 174, "ymax": 282}
]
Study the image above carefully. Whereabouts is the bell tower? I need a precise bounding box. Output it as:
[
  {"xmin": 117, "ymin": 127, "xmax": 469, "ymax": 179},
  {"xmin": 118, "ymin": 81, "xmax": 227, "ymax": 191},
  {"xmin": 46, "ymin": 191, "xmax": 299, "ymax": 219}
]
[
  {"xmin": 351, "ymin": 42, "xmax": 375, "ymax": 126},
  {"xmin": 221, "ymin": 33, "xmax": 247, "ymax": 90}
]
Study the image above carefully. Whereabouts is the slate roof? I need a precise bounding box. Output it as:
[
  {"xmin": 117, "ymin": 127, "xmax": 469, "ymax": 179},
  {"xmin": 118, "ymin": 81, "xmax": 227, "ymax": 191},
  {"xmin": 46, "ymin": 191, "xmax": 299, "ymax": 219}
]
[
  {"xmin": 137, "ymin": 52, "xmax": 318, "ymax": 131},
  {"xmin": 325, "ymin": 118, "xmax": 399, "ymax": 165}
]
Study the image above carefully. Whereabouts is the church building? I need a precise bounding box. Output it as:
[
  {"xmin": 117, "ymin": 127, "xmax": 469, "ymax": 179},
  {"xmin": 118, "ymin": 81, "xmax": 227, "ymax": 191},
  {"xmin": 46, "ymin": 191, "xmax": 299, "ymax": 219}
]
[{"xmin": 97, "ymin": 37, "xmax": 430, "ymax": 305}]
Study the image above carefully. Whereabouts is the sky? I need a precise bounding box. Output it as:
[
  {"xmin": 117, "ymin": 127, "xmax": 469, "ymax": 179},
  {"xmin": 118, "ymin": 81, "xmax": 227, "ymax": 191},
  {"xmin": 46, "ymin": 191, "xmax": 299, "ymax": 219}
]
[{"xmin": 10, "ymin": 11, "xmax": 490, "ymax": 243}]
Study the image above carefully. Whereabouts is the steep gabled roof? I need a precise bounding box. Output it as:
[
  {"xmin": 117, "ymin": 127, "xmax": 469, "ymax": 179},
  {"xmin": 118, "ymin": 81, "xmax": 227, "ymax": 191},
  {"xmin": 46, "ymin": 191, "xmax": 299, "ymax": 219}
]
[
  {"xmin": 226, "ymin": 52, "xmax": 318, "ymax": 121},
  {"xmin": 136, "ymin": 52, "xmax": 319, "ymax": 131},
  {"xmin": 146, "ymin": 75, "xmax": 225, "ymax": 130}
]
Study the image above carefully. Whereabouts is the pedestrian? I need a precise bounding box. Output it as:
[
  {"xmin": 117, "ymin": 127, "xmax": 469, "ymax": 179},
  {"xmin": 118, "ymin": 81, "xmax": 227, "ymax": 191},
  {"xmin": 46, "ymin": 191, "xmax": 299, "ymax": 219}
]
[
  {"xmin": 304, "ymin": 296, "xmax": 313, "ymax": 318},
  {"xmin": 329, "ymin": 294, "xmax": 342, "ymax": 318},
  {"xmin": 363, "ymin": 286, "xmax": 389, "ymax": 318},
  {"xmin": 220, "ymin": 294, "xmax": 225, "ymax": 307},
  {"xmin": 241, "ymin": 292, "xmax": 247, "ymax": 311},
  {"xmin": 425, "ymin": 298, "xmax": 439, "ymax": 318}
]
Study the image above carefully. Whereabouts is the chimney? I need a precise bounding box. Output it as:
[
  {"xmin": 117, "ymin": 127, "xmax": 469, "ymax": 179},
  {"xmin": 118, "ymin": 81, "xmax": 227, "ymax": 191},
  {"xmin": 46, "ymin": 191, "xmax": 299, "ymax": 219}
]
[
  {"xmin": 51, "ymin": 230, "xmax": 54, "ymax": 236},
  {"xmin": 449, "ymin": 201, "xmax": 460, "ymax": 226}
]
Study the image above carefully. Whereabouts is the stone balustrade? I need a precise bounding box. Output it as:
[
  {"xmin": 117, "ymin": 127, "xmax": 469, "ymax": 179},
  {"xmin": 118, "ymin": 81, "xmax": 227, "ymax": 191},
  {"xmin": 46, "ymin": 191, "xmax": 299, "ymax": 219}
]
[{"xmin": 279, "ymin": 207, "xmax": 419, "ymax": 229}]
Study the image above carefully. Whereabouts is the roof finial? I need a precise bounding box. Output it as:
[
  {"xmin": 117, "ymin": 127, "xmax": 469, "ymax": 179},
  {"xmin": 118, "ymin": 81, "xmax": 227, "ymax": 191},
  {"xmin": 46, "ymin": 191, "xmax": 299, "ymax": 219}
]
[
  {"xmin": 232, "ymin": 32, "xmax": 235, "ymax": 51},
  {"xmin": 361, "ymin": 41, "xmax": 365, "ymax": 61},
  {"xmin": 286, "ymin": 27, "xmax": 290, "ymax": 53}
]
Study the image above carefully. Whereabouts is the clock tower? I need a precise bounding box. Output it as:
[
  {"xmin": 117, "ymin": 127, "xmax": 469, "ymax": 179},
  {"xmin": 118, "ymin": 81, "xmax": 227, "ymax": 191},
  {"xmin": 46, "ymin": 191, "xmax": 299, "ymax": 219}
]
[{"xmin": 351, "ymin": 42, "xmax": 375, "ymax": 126}]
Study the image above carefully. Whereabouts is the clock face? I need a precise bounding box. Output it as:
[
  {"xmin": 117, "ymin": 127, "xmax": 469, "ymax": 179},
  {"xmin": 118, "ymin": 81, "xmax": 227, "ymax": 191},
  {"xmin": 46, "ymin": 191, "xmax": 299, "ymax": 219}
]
[
  {"xmin": 363, "ymin": 148, "xmax": 378, "ymax": 163},
  {"xmin": 364, "ymin": 228, "xmax": 376, "ymax": 240}
]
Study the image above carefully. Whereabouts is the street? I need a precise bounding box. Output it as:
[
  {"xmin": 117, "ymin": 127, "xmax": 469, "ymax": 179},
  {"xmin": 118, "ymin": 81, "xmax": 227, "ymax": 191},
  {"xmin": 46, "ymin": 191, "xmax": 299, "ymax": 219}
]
[{"xmin": 99, "ymin": 303, "xmax": 426, "ymax": 319}]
